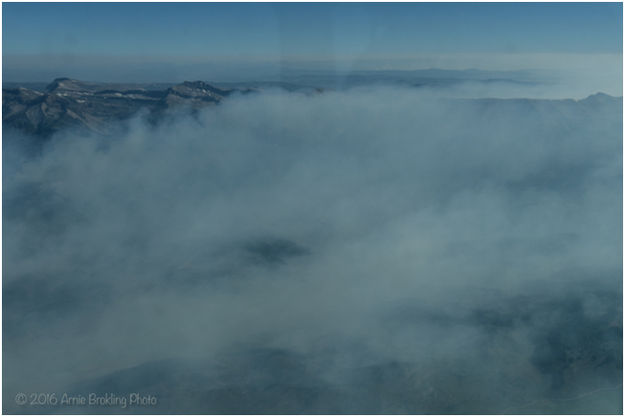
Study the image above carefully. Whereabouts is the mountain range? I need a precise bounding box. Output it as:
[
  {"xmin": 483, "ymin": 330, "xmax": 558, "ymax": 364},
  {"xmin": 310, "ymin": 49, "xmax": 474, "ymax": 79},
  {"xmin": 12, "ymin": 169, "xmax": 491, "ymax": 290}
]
[
  {"xmin": 3, "ymin": 77, "xmax": 622, "ymax": 140},
  {"xmin": 2, "ymin": 78, "xmax": 249, "ymax": 137}
]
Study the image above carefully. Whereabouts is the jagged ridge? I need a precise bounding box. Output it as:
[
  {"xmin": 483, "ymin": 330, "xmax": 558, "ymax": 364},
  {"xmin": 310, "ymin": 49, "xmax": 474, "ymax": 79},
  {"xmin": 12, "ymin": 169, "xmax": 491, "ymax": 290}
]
[{"xmin": 3, "ymin": 78, "xmax": 245, "ymax": 137}]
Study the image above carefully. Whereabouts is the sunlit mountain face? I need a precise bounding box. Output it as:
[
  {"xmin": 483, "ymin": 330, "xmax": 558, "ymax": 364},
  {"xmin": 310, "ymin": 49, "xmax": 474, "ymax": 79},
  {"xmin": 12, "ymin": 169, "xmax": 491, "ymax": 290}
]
[{"xmin": 2, "ymin": 2, "xmax": 622, "ymax": 415}]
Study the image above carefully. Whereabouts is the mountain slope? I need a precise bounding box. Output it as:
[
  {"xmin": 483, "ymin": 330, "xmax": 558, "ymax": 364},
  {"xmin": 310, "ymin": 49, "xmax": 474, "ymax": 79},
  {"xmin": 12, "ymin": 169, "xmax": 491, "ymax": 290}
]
[{"xmin": 2, "ymin": 78, "xmax": 243, "ymax": 137}]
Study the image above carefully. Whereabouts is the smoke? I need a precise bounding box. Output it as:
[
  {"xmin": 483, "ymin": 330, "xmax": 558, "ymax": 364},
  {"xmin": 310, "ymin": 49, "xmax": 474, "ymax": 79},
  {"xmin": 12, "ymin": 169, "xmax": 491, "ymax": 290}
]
[{"xmin": 3, "ymin": 86, "xmax": 622, "ymax": 413}]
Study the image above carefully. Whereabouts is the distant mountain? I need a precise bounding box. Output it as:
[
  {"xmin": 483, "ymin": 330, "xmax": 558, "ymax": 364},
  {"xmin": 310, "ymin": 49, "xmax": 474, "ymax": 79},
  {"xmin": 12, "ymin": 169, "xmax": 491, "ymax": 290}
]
[
  {"xmin": 3, "ymin": 77, "xmax": 621, "ymax": 138},
  {"xmin": 2, "ymin": 78, "xmax": 248, "ymax": 137}
]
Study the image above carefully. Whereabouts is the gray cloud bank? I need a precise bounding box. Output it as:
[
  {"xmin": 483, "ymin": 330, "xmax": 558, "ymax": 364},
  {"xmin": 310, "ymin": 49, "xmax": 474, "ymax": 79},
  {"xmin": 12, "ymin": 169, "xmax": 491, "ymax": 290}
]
[{"xmin": 3, "ymin": 86, "xmax": 623, "ymax": 413}]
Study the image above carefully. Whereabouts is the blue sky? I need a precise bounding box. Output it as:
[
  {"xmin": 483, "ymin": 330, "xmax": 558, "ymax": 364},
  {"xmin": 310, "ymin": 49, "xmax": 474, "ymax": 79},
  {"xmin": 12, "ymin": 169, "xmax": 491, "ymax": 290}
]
[
  {"xmin": 2, "ymin": 2, "xmax": 622, "ymax": 81},
  {"xmin": 4, "ymin": 3, "xmax": 622, "ymax": 56}
]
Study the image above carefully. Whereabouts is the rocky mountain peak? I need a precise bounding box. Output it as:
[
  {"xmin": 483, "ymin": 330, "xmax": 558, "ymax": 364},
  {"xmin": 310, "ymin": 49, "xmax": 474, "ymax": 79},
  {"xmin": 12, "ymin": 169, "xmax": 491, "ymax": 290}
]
[
  {"xmin": 168, "ymin": 81, "xmax": 231, "ymax": 99},
  {"xmin": 4, "ymin": 78, "xmax": 244, "ymax": 137},
  {"xmin": 45, "ymin": 78, "xmax": 85, "ymax": 92}
]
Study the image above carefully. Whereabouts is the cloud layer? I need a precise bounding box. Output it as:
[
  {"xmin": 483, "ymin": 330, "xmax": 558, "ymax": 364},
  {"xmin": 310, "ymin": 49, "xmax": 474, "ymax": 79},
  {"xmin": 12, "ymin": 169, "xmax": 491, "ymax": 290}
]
[{"xmin": 3, "ymin": 87, "xmax": 622, "ymax": 413}]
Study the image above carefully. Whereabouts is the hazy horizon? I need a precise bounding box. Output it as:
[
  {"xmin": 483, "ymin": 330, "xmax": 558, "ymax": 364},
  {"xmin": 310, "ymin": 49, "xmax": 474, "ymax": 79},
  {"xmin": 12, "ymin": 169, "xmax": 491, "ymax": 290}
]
[{"xmin": 3, "ymin": 3, "xmax": 623, "ymax": 96}]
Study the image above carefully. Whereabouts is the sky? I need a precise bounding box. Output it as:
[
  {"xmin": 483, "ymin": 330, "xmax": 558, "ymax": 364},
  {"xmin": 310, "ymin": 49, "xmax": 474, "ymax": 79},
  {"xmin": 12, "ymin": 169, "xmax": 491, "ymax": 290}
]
[
  {"xmin": 3, "ymin": 2, "xmax": 623, "ymax": 56},
  {"xmin": 2, "ymin": 3, "xmax": 623, "ymax": 84},
  {"xmin": 2, "ymin": 2, "xmax": 623, "ymax": 82}
]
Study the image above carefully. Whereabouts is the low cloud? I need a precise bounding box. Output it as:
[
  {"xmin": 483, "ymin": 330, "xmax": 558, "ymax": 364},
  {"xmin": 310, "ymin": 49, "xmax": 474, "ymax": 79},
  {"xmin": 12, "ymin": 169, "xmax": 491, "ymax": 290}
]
[{"xmin": 3, "ymin": 86, "xmax": 622, "ymax": 413}]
